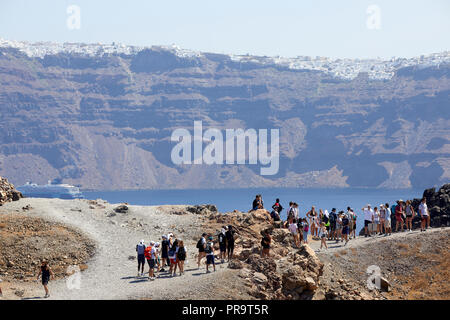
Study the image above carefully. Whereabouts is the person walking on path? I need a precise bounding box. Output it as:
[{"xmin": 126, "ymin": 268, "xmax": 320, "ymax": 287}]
[
  {"xmin": 261, "ymin": 231, "xmax": 271, "ymax": 257},
  {"xmin": 37, "ymin": 260, "xmax": 53, "ymax": 298},
  {"xmin": 419, "ymin": 198, "xmax": 430, "ymax": 231},
  {"xmin": 160, "ymin": 235, "xmax": 170, "ymax": 272},
  {"xmin": 176, "ymin": 240, "xmax": 186, "ymax": 276},
  {"xmin": 136, "ymin": 239, "xmax": 146, "ymax": 276},
  {"xmin": 385, "ymin": 203, "xmax": 392, "ymax": 236},
  {"xmin": 363, "ymin": 205, "xmax": 374, "ymax": 237},
  {"xmin": 405, "ymin": 200, "xmax": 415, "ymax": 232},
  {"xmin": 218, "ymin": 227, "xmax": 227, "ymax": 263},
  {"xmin": 341, "ymin": 212, "xmax": 350, "ymax": 245},
  {"xmin": 318, "ymin": 223, "xmax": 328, "ymax": 251},
  {"xmin": 197, "ymin": 233, "xmax": 207, "ymax": 269},
  {"xmin": 144, "ymin": 241, "xmax": 157, "ymax": 280},
  {"xmin": 288, "ymin": 218, "xmax": 300, "ymax": 248},
  {"xmin": 395, "ymin": 200, "xmax": 405, "ymax": 232},
  {"xmin": 205, "ymin": 236, "xmax": 216, "ymax": 273},
  {"xmin": 226, "ymin": 225, "xmax": 236, "ymax": 262}
]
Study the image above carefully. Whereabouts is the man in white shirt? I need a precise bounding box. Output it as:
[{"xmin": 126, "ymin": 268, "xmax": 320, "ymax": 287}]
[
  {"xmin": 419, "ymin": 198, "xmax": 430, "ymax": 231},
  {"xmin": 362, "ymin": 204, "xmax": 374, "ymax": 237}
]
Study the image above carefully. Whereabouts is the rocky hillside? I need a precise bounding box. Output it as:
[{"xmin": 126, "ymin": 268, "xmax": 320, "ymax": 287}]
[
  {"xmin": 0, "ymin": 41, "xmax": 449, "ymax": 190},
  {"xmin": 0, "ymin": 176, "xmax": 23, "ymax": 205}
]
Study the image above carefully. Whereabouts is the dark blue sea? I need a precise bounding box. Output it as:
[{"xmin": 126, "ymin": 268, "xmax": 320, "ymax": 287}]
[{"xmin": 83, "ymin": 188, "xmax": 424, "ymax": 232}]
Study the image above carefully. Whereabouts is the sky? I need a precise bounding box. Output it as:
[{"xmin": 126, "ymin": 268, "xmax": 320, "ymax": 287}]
[{"xmin": 0, "ymin": 0, "xmax": 449, "ymax": 59}]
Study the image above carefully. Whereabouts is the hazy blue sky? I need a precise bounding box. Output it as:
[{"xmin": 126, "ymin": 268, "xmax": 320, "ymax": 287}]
[{"xmin": 0, "ymin": 0, "xmax": 449, "ymax": 59}]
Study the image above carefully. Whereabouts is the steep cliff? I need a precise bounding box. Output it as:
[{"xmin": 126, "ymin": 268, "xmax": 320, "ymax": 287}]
[{"xmin": 0, "ymin": 42, "xmax": 449, "ymax": 190}]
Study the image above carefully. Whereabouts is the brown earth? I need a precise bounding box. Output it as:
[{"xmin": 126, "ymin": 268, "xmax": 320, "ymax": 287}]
[{"xmin": 0, "ymin": 214, "xmax": 95, "ymax": 282}]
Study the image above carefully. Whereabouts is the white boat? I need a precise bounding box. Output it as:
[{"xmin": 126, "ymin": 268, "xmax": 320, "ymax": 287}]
[{"xmin": 17, "ymin": 179, "xmax": 84, "ymax": 199}]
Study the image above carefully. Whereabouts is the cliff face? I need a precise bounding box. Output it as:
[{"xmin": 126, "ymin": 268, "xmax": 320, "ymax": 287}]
[{"xmin": 0, "ymin": 45, "xmax": 449, "ymax": 190}]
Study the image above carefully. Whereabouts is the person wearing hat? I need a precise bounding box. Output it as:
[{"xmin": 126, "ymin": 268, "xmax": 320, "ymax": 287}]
[
  {"xmin": 205, "ymin": 236, "xmax": 216, "ymax": 273},
  {"xmin": 362, "ymin": 204, "xmax": 374, "ymax": 237},
  {"xmin": 395, "ymin": 200, "xmax": 405, "ymax": 232},
  {"xmin": 136, "ymin": 239, "xmax": 146, "ymax": 276},
  {"xmin": 160, "ymin": 235, "xmax": 170, "ymax": 272}
]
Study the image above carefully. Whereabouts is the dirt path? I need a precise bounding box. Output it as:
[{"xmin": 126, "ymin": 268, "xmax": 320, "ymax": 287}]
[{"xmin": 0, "ymin": 198, "xmax": 250, "ymax": 300}]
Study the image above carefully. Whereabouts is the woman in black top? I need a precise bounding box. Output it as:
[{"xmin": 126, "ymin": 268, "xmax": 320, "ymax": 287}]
[
  {"xmin": 176, "ymin": 240, "xmax": 186, "ymax": 276},
  {"xmin": 37, "ymin": 260, "xmax": 53, "ymax": 298},
  {"xmin": 226, "ymin": 226, "xmax": 235, "ymax": 262},
  {"xmin": 261, "ymin": 231, "xmax": 271, "ymax": 258}
]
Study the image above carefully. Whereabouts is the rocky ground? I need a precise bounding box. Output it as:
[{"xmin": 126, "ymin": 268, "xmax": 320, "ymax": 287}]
[{"xmin": 0, "ymin": 196, "xmax": 448, "ymax": 300}]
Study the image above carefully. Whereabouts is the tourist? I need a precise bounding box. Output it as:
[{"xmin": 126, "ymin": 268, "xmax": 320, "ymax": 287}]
[
  {"xmin": 259, "ymin": 194, "xmax": 264, "ymax": 209},
  {"xmin": 196, "ymin": 233, "xmax": 207, "ymax": 268},
  {"xmin": 363, "ymin": 205, "xmax": 374, "ymax": 237},
  {"xmin": 261, "ymin": 231, "xmax": 271, "ymax": 257},
  {"xmin": 336, "ymin": 211, "xmax": 343, "ymax": 242},
  {"xmin": 272, "ymin": 198, "xmax": 283, "ymax": 215},
  {"xmin": 252, "ymin": 195, "xmax": 263, "ymax": 211},
  {"xmin": 374, "ymin": 207, "xmax": 381, "ymax": 235},
  {"xmin": 342, "ymin": 211, "xmax": 350, "ymax": 245},
  {"xmin": 419, "ymin": 198, "xmax": 430, "ymax": 231},
  {"xmin": 346, "ymin": 207, "xmax": 354, "ymax": 239},
  {"xmin": 218, "ymin": 227, "xmax": 227, "ymax": 263},
  {"xmin": 154, "ymin": 242, "xmax": 161, "ymax": 273},
  {"xmin": 306, "ymin": 206, "xmax": 317, "ymax": 237},
  {"xmin": 329, "ymin": 208, "xmax": 337, "ymax": 240},
  {"xmin": 288, "ymin": 218, "xmax": 300, "ymax": 247},
  {"xmin": 205, "ymin": 236, "xmax": 216, "ymax": 273},
  {"xmin": 161, "ymin": 235, "xmax": 170, "ymax": 272},
  {"xmin": 144, "ymin": 241, "xmax": 157, "ymax": 280},
  {"xmin": 168, "ymin": 239, "xmax": 178, "ymax": 277},
  {"xmin": 318, "ymin": 222, "xmax": 328, "ymax": 250},
  {"xmin": 287, "ymin": 202, "xmax": 295, "ymax": 221},
  {"xmin": 301, "ymin": 218, "xmax": 309, "ymax": 244},
  {"xmin": 395, "ymin": 200, "xmax": 405, "ymax": 232},
  {"xmin": 323, "ymin": 210, "xmax": 330, "ymax": 236},
  {"xmin": 136, "ymin": 239, "xmax": 146, "ymax": 277},
  {"xmin": 379, "ymin": 204, "xmax": 387, "ymax": 234},
  {"xmin": 177, "ymin": 240, "xmax": 186, "ymax": 276},
  {"xmin": 385, "ymin": 203, "xmax": 392, "ymax": 236},
  {"xmin": 37, "ymin": 259, "xmax": 53, "ymax": 298},
  {"xmin": 226, "ymin": 225, "xmax": 236, "ymax": 261},
  {"xmin": 405, "ymin": 200, "xmax": 415, "ymax": 231}
]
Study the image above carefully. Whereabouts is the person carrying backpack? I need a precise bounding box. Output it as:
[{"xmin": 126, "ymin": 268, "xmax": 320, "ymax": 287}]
[
  {"xmin": 160, "ymin": 235, "xmax": 170, "ymax": 272},
  {"xmin": 144, "ymin": 241, "xmax": 157, "ymax": 280},
  {"xmin": 168, "ymin": 240, "xmax": 178, "ymax": 277},
  {"xmin": 136, "ymin": 239, "xmax": 146, "ymax": 277},
  {"xmin": 329, "ymin": 208, "xmax": 337, "ymax": 240},
  {"xmin": 218, "ymin": 227, "xmax": 227, "ymax": 263},
  {"xmin": 196, "ymin": 233, "xmax": 207, "ymax": 269},
  {"xmin": 205, "ymin": 236, "xmax": 216, "ymax": 273}
]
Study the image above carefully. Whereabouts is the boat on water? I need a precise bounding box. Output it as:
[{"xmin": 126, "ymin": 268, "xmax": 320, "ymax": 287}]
[{"xmin": 17, "ymin": 179, "xmax": 84, "ymax": 199}]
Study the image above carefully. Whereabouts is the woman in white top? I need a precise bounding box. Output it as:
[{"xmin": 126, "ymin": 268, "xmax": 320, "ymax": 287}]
[
  {"xmin": 374, "ymin": 207, "xmax": 381, "ymax": 235},
  {"xmin": 288, "ymin": 219, "xmax": 300, "ymax": 248}
]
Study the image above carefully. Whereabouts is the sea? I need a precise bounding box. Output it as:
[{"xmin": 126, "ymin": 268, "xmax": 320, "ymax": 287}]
[{"xmin": 83, "ymin": 188, "xmax": 424, "ymax": 233}]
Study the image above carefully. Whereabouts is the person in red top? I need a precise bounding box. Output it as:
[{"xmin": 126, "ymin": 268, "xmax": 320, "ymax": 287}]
[{"xmin": 395, "ymin": 200, "xmax": 405, "ymax": 232}]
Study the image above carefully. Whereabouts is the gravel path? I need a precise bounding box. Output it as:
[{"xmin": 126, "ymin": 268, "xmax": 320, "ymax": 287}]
[{"xmin": 0, "ymin": 198, "xmax": 241, "ymax": 300}]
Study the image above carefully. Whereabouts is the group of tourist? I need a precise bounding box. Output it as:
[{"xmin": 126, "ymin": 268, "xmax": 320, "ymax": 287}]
[
  {"xmin": 136, "ymin": 233, "xmax": 187, "ymax": 280},
  {"xmin": 264, "ymin": 195, "xmax": 433, "ymax": 251},
  {"xmin": 362, "ymin": 197, "xmax": 431, "ymax": 236},
  {"xmin": 134, "ymin": 225, "xmax": 237, "ymax": 280}
]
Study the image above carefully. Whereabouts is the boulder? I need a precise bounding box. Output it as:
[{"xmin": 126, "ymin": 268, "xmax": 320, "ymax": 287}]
[{"xmin": 114, "ymin": 204, "xmax": 128, "ymax": 213}]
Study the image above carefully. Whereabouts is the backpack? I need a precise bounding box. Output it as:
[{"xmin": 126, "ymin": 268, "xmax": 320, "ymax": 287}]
[
  {"xmin": 177, "ymin": 247, "xmax": 186, "ymax": 260},
  {"xmin": 136, "ymin": 244, "xmax": 146, "ymax": 255},
  {"xmin": 144, "ymin": 246, "xmax": 153, "ymax": 260},
  {"xmin": 196, "ymin": 238, "xmax": 203, "ymax": 249},
  {"xmin": 304, "ymin": 223, "xmax": 309, "ymax": 232},
  {"xmin": 205, "ymin": 242, "xmax": 213, "ymax": 254},
  {"xmin": 329, "ymin": 213, "xmax": 336, "ymax": 224},
  {"xmin": 288, "ymin": 207, "xmax": 295, "ymax": 220},
  {"xmin": 323, "ymin": 215, "xmax": 329, "ymax": 224}
]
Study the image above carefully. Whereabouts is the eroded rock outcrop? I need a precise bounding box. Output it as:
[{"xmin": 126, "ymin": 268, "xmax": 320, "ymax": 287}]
[{"xmin": 0, "ymin": 176, "xmax": 23, "ymax": 205}]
